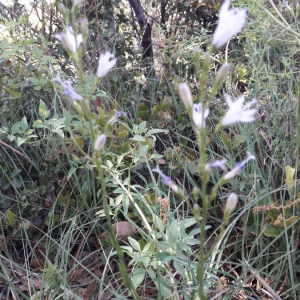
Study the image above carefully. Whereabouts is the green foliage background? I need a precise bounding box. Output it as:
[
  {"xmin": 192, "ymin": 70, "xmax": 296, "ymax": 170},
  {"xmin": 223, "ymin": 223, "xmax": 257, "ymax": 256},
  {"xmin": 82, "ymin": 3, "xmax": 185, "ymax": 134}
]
[{"xmin": 0, "ymin": 0, "xmax": 300, "ymax": 299}]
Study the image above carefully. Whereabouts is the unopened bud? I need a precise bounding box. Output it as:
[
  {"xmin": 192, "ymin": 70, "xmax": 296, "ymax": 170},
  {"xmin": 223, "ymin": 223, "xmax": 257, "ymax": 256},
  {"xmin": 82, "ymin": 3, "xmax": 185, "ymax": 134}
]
[
  {"xmin": 211, "ymin": 63, "xmax": 230, "ymax": 95},
  {"xmin": 215, "ymin": 63, "xmax": 230, "ymax": 85},
  {"xmin": 192, "ymin": 187, "xmax": 199, "ymax": 202},
  {"xmin": 224, "ymin": 193, "xmax": 238, "ymax": 216},
  {"xmin": 202, "ymin": 51, "xmax": 211, "ymax": 72},
  {"xmin": 58, "ymin": 3, "xmax": 68, "ymax": 20},
  {"xmin": 193, "ymin": 47, "xmax": 201, "ymax": 71},
  {"xmin": 81, "ymin": 18, "xmax": 89, "ymax": 42},
  {"xmin": 95, "ymin": 134, "xmax": 106, "ymax": 151},
  {"xmin": 193, "ymin": 204, "xmax": 200, "ymax": 220},
  {"xmin": 73, "ymin": 0, "xmax": 84, "ymax": 7},
  {"xmin": 179, "ymin": 83, "xmax": 193, "ymax": 110}
]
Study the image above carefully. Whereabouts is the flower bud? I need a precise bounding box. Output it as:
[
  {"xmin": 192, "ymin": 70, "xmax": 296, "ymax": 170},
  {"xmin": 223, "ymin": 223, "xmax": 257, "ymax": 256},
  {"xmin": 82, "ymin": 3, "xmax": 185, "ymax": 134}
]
[
  {"xmin": 73, "ymin": 0, "xmax": 84, "ymax": 7},
  {"xmin": 215, "ymin": 63, "xmax": 230, "ymax": 85},
  {"xmin": 81, "ymin": 18, "xmax": 89, "ymax": 44},
  {"xmin": 193, "ymin": 204, "xmax": 200, "ymax": 220},
  {"xmin": 179, "ymin": 83, "xmax": 193, "ymax": 110},
  {"xmin": 58, "ymin": 3, "xmax": 68, "ymax": 21},
  {"xmin": 95, "ymin": 134, "xmax": 106, "ymax": 151},
  {"xmin": 58, "ymin": 3, "xmax": 67, "ymax": 14},
  {"xmin": 224, "ymin": 193, "xmax": 238, "ymax": 215},
  {"xmin": 193, "ymin": 47, "xmax": 201, "ymax": 71},
  {"xmin": 202, "ymin": 51, "xmax": 211, "ymax": 72}
]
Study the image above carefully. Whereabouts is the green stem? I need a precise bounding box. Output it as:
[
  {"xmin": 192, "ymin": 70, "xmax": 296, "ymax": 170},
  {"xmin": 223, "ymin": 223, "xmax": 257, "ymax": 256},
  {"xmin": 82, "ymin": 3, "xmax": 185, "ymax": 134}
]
[
  {"xmin": 196, "ymin": 50, "xmax": 212, "ymax": 299},
  {"xmin": 96, "ymin": 156, "xmax": 140, "ymax": 299}
]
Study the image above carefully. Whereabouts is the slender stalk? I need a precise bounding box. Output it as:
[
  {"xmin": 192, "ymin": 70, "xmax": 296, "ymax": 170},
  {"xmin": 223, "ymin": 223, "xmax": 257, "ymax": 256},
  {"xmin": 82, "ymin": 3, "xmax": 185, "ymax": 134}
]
[
  {"xmin": 95, "ymin": 156, "xmax": 140, "ymax": 299},
  {"xmin": 196, "ymin": 49, "xmax": 212, "ymax": 300}
]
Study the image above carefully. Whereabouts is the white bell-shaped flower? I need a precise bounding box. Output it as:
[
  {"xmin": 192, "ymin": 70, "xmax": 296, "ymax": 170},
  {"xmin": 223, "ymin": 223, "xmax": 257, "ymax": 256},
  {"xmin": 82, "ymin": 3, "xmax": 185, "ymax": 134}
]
[
  {"xmin": 97, "ymin": 52, "xmax": 117, "ymax": 78},
  {"xmin": 56, "ymin": 26, "xmax": 82, "ymax": 53},
  {"xmin": 221, "ymin": 95, "xmax": 257, "ymax": 126},
  {"xmin": 212, "ymin": 0, "xmax": 247, "ymax": 48},
  {"xmin": 192, "ymin": 103, "xmax": 209, "ymax": 128}
]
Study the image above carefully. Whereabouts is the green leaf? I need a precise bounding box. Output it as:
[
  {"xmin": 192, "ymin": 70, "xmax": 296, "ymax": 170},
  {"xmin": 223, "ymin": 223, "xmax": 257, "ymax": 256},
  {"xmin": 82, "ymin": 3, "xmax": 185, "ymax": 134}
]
[
  {"xmin": 233, "ymin": 134, "xmax": 246, "ymax": 148},
  {"xmin": 128, "ymin": 237, "xmax": 140, "ymax": 252},
  {"xmin": 147, "ymin": 129, "xmax": 168, "ymax": 135},
  {"xmin": 11, "ymin": 123, "xmax": 22, "ymax": 135},
  {"xmin": 131, "ymin": 135, "xmax": 145, "ymax": 142},
  {"xmin": 32, "ymin": 119, "xmax": 43, "ymax": 128},
  {"xmin": 29, "ymin": 77, "xmax": 40, "ymax": 85},
  {"xmin": 122, "ymin": 194, "xmax": 129, "ymax": 215},
  {"xmin": 8, "ymin": 87, "xmax": 20, "ymax": 99},
  {"xmin": 17, "ymin": 137, "xmax": 27, "ymax": 147},
  {"xmin": 264, "ymin": 224, "xmax": 282, "ymax": 237},
  {"xmin": 2, "ymin": 38, "xmax": 9, "ymax": 48},
  {"xmin": 20, "ymin": 116, "xmax": 28, "ymax": 131},
  {"xmin": 173, "ymin": 259, "xmax": 185, "ymax": 276},
  {"xmin": 278, "ymin": 216, "xmax": 298, "ymax": 228},
  {"xmin": 151, "ymin": 154, "xmax": 164, "ymax": 159},
  {"xmin": 7, "ymin": 210, "xmax": 16, "ymax": 225},
  {"xmin": 67, "ymin": 167, "xmax": 77, "ymax": 180},
  {"xmin": 285, "ymin": 165, "xmax": 295, "ymax": 196},
  {"xmin": 39, "ymin": 99, "xmax": 50, "ymax": 119},
  {"xmin": 54, "ymin": 129, "xmax": 64, "ymax": 137},
  {"xmin": 168, "ymin": 219, "xmax": 179, "ymax": 243},
  {"xmin": 131, "ymin": 268, "xmax": 145, "ymax": 289}
]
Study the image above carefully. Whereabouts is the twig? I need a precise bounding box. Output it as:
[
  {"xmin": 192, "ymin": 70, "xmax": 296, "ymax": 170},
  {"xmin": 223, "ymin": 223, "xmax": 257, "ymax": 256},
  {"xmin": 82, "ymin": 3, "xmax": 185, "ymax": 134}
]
[
  {"xmin": 0, "ymin": 139, "xmax": 36, "ymax": 167},
  {"xmin": 244, "ymin": 260, "xmax": 283, "ymax": 300}
]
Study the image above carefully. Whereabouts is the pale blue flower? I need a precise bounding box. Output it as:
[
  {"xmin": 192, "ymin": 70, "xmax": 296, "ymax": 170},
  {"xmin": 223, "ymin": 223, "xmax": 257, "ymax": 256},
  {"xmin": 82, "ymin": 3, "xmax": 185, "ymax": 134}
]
[
  {"xmin": 53, "ymin": 73, "xmax": 83, "ymax": 101},
  {"xmin": 224, "ymin": 151, "xmax": 255, "ymax": 180},
  {"xmin": 153, "ymin": 166, "xmax": 179, "ymax": 193},
  {"xmin": 205, "ymin": 159, "xmax": 227, "ymax": 172}
]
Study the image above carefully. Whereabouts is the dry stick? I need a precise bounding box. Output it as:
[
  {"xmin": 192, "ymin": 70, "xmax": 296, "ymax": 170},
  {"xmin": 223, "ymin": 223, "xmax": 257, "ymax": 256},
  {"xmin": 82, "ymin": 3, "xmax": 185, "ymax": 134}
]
[
  {"xmin": 0, "ymin": 140, "xmax": 36, "ymax": 167},
  {"xmin": 244, "ymin": 261, "xmax": 283, "ymax": 300}
]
